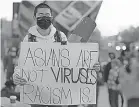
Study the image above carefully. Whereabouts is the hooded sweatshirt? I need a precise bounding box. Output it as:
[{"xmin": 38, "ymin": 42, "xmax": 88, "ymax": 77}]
[
  {"xmin": 23, "ymin": 24, "xmax": 67, "ymax": 42},
  {"xmin": 13, "ymin": 24, "xmax": 67, "ymax": 78}
]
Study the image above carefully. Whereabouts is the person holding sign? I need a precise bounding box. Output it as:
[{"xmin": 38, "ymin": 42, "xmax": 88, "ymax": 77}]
[
  {"xmin": 23, "ymin": 2, "xmax": 67, "ymax": 43},
  {"xmin": 13, "ymin": 2, "xmax": 68, "ymax": 107},
  {"xmin": 13, "ymin": 3, "xmax": 68, "ymax": 85},
  {"xmin": 13, "ymin": 2, "xmax": 100, "ymax": 107}
]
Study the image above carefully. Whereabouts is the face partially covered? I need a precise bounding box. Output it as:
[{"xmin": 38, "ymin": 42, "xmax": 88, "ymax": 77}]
[{"xmin": 34, "ymin": 8, "xmax": 53, "ymax": 30}]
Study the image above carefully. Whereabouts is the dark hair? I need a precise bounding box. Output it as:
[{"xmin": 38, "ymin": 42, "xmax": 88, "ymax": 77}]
[
  {"xmin": 5, "ymin": 80, "xmax": 15, "ymax": 88},
  {"xmin": 108, "ymin": 52, "xmax": 116, "ymax": 59},
  {"xmin": 121, "ymin": 50, "xmax": 125, "ymax": 56},
  {"xmin": 109, "ymin": 52, "xmax": 115, "ymax": 57},
  {"xmin": 121, "ymin": 49, "xmax": 130, "ymax": 56},
  {"xmin": 34, "ymin": 3, "xmax": 52, "ymax": 17}
]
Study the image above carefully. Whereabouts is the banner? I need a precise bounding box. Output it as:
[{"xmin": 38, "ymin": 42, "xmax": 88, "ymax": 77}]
[
  {"xmin": 19, "ymin": 43, "xmax": 99, "ymax": 105},
  {"xmin": 55, "ymin": 1, "xmax": 101, "ymax": 31}
]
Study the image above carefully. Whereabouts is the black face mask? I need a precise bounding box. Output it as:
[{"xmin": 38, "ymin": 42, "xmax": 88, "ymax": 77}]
[{"xmin": 37, "ymin": 16, "xmax": 52, "ymax": 30}]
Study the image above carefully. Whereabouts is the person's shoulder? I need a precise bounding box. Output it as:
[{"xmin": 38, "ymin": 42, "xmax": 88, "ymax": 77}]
[
  {"xmin": 59, "ymin": 31, "xmax": 66, "ymax": 37},
  {"xmin": 59, "ymin": 31, "xmax": 68, "ymax": 41},
  {"xmin": 110, "ymin": 68, "xmax": 114, "ymax": 71},
  {"xmin": 28, "ymin": 25, "xmax": 37, "ymax": 33},
  {"xmin": 107, "ymin": 62, "xmax": 111, "ymax": 66},
  {"xmin": 23, "ymin": 25, "xmax": 37, "ymax": 42},
  {"xmin": 23, "ymin": 35, "xmax": 29, "ymax": 42}
]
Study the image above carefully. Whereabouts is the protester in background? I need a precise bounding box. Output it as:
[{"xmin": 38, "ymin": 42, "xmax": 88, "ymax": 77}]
[
  {"xmin": 4, "ymin": 47, "xmax": 17, "ymax": 81},
  {"xmin": 82, "ymin": 63, "xmax": 100, "ymax": 107},
  {"xmin": 13, "ymin": 2, "xmax": 100, "ymax": 107},
  {"xmin": 117, "ymin": 49, "xmax": 131, "ymax": 107},
  {"xmin": 104, "ymin": 53, "xmax": 120, "ymax": 107},
  {"xmin": 12, "ymin": 48, "xmax": 19, "ymax": 67},
  {"xmin": 119, "ymin": 49, "xmax": 139, "ymax": 107},
  {"xmin": 100, "ymin": 62, "xmax": 107, "ymax": 84},
  {"xmin": 13, "ymin": 2, "xmax": 68, "ymax": 107},
  {"xmin": 1, "ymin": 59, "xmax": 6, "ymax": 90},
  {"xmin": 128, "ymin": 49, "xmax": 139, "ymax": 107},
  {"xmin": 107, "ymin": 59, "xmax": 121, "ymax": 107},
  {"xmin": 104, "ymin": 52, "xmax": 116, "ymax": 83},
  {"xmin": 13, "ymin": 2, "xmax": 67, "ymax": 85},
  {"xmin": 118, "ymin": 49, "xmax": 130, "ymax": 69},
  {"xmin": 1, "ymin": 80, "xmax": 20, "ymax": 101}
]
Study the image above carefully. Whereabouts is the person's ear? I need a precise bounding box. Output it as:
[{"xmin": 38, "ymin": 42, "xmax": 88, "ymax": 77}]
[
  {"xmin": 33, "ymin": 15, "xmax": 37, "ymax": 20},
  {"xmin": 33, "ymin": 16, "xmax": 38, "ymax": 24},
  {"xmin": 50, "ymin": 16, "xmax": 53, "ymax": 21}
]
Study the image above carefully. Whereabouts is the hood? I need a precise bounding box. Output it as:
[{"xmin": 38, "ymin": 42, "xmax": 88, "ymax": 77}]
[{"xmin": 28, "ymin": 24, "xmax": 56, "ymax": 39}]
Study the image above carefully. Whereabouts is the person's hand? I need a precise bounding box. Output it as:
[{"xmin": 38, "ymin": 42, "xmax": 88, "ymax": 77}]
[
  {"xmin": 13, "ymin": 67, "xmax": 27, "ymax": 86},
  {"xmin": 61, "ymin": 41, "xmax": 67, "ymax": 45},
  {"xmin": 13, "ymin": 74, "xmax": 27, "ymax": 85}
]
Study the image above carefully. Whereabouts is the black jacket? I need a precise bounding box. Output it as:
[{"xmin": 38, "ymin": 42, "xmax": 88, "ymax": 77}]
[{"xmin": 104, "ymin": 62, "xmax": 111, "ymax": 82}]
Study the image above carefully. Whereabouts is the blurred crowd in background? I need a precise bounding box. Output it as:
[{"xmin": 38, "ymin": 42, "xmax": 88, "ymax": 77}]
[{"xmin": 1, "ymin": 1, "xmax": 139, "ymax": 107}]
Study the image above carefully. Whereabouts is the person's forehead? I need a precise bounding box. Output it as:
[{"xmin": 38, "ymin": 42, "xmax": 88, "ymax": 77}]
[{"xmin": 37, "ymin": 8, "xmax": 51, "ymax": 14}]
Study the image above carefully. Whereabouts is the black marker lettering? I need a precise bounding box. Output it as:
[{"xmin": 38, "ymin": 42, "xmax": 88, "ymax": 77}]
[
  {"xmin": 34, "ymin": 85, "xmax": 41, "ymax": 103},
  {"xmin": 61, "ymin": 87, "xmax": 72, "ymax": 104},
  {"xmin": 23, "ymin": 84, "xmax": 34, "ymax": 103},
  {"xmin": 89, "ymin": 51, "xmax": 96, "ymax": 68},
  {"xmin": 71, "ymin": 68, "xmax": 79, "ymax": 83},
  {"xmin": 61, "ymin": 68, "xmax": 63, "ymax": 83},
  {"xmin": 64, "ymin": 68, "xmax": 71, "ymax": 83},
  {"xmin": 34, "ymin": 48, "xmax": 45, "ymax": 67},
  {"xmin": 21, "ymin": 68, "xmax": 30, "ymax": 81},
  {"xmin": 90, "ymin": 69, "xmax": 97, "ymax": 85},
  {"xmin": 61, "ymin": 48, "xmax": 70, "ymax": 67},
  {"xmin": 76, "ymin": 50, "xmax": 84, "ymax": 67},
  {"xmin": 24, "ymin": 48, "xmax": 35, "ymax": 66},
  {"xmin": 41, "ymin": 86, "xmax": 50, "ymax": 104},
  {"xmin": 47, "ymin": 49, "xmax": 53, "ymax": 66},
  {"xmin": 82, "ymin": 87, "xmax": 90, "ymax": 103},
  {"xmin": 53, "ymin": 88, "xmax": 61, "ymax": 104},
  {"xmin": 52, "ymin": 49, "xmax": 60, "ymax": 67},
  {"xmin": 51, "ymin": 67, "xmax": 60, "ymax": 82},
  {"xmin": 29, "ymin": 70, "xmax": 37, "ymax": 82},
  {"xmin": 83, "ymin": 50, "xmax": 90, "ymax": 68},
  {"xmin": 79, "ymin": 68, "xmax": 88, "ymax": 84}
]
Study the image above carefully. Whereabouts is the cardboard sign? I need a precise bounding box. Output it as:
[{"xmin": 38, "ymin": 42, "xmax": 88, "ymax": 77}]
[{"xmin": 19, "ymin": 43, "xmax": 99, "ymax": 105}]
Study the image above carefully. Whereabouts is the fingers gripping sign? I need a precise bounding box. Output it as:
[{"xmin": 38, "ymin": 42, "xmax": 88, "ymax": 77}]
[{"xmin": 13, "ymin": 66, "xmax": 27, "ymax": 86}]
